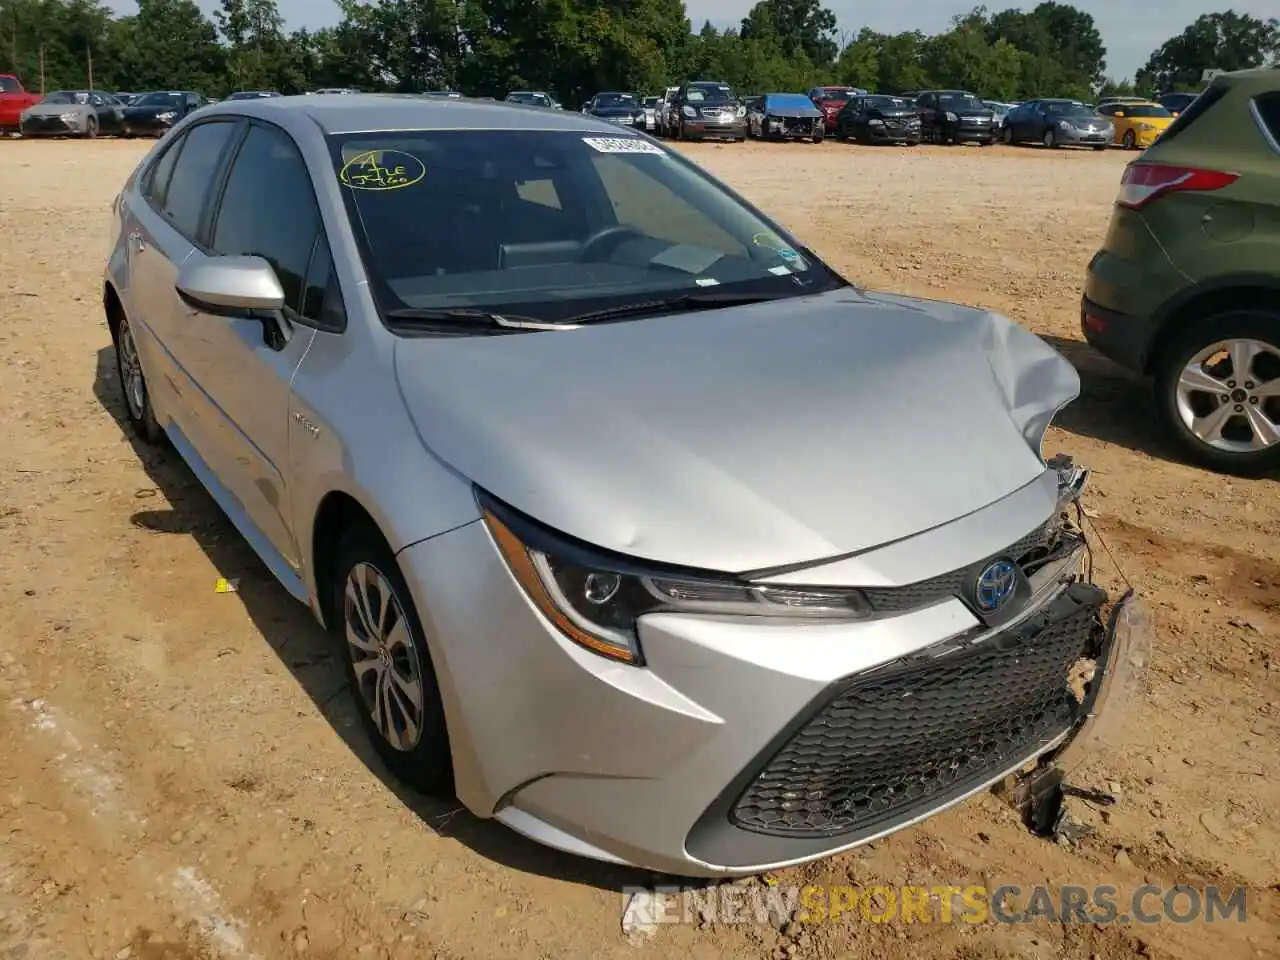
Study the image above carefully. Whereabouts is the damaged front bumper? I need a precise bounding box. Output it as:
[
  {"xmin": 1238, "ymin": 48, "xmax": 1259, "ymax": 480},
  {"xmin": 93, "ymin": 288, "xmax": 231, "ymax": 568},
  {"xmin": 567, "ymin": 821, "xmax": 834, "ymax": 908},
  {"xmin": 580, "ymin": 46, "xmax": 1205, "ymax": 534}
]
[{"xmin": 403, "ymin": 457, "xmax": 1147, "ymax": 877}]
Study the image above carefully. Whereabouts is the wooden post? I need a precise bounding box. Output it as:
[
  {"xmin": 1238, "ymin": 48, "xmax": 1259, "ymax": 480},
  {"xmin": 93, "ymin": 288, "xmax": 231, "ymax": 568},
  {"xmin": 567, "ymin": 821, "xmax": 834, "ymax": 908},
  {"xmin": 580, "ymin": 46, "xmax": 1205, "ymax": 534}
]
[{"xmin": 87, "ymin": 44, "xmax": 93, "ymax": 90}]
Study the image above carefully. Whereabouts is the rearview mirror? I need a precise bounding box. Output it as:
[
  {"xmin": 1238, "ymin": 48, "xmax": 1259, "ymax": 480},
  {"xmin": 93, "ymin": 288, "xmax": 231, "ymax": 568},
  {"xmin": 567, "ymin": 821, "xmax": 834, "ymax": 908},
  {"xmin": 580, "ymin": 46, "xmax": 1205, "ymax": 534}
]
[{"xmin": 176, "ymin": 256, "xmax": 286, "ymax": 315}]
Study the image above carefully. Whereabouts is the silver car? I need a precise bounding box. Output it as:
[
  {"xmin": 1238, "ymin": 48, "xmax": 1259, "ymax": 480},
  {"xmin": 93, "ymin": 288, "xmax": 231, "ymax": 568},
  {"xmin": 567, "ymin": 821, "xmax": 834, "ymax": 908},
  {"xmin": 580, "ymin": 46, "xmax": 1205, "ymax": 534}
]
[
  {"xmin": 21, "ymin": 89, "xmax": 126, "ymax": 137},
  {"xmin": 103, "ymin": 95, "xmax": 1145, "ymax": 877}
]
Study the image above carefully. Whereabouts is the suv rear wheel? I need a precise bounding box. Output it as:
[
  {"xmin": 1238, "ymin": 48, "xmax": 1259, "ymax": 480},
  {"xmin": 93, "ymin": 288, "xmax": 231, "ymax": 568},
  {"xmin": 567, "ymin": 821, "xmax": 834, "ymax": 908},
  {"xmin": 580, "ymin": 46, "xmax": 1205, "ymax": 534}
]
[{"xmin": 1153, "ymin": 309, "xmax": 1280, "ymax": 475}]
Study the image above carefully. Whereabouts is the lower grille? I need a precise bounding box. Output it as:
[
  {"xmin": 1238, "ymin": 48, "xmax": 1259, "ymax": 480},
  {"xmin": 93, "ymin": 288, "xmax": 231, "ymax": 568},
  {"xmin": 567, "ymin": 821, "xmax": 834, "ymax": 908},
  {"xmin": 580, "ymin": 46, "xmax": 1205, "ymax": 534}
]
[{"xmin": 730, "ymin": 583, "xmax": 1104, "ymax": 839}]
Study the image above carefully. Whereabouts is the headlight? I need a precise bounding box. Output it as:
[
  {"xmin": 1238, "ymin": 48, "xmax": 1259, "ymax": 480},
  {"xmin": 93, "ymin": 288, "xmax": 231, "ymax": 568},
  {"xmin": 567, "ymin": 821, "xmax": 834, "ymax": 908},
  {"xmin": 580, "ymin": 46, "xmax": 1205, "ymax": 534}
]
[
  {"xmin": 945, "ymin": 111, "xmax": 957, "ymax": 122},
  {"xmin": 1137, "ymin": 122, "xmax": 1154, "ymax": 131},
  {"xmin": 157, "ymin": 111, "xmax": 177, "ymax": 121},
  {"xmin": 59, "ymin": 112, "xmax": 81, "ymax": 122},
  {"xmin": 869, "ymin": 118, "xmax": 884, "ymax": 126},
  {"xmin": 1058, "ymin": 119, "xmax": 1072, "ymax": 130},
  {"xmin": 736, "ymin": 104, "xmax": 746, "ymax": 118},
  {"xmin": 480, "ymin": 493, "xmax": 872, "ymax": 666},
  {"xmin": 681, "ymin": 104, "xmax": 696, "ymax": 118}
]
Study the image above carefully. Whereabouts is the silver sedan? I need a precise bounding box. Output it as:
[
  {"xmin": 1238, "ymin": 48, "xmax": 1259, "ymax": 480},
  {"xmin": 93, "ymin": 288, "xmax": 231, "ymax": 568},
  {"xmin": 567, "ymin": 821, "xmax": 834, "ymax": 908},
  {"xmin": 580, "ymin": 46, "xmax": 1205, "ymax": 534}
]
[{"xmin": 103, "ymin": 95, "xmax": 1146, "ymax": 877}]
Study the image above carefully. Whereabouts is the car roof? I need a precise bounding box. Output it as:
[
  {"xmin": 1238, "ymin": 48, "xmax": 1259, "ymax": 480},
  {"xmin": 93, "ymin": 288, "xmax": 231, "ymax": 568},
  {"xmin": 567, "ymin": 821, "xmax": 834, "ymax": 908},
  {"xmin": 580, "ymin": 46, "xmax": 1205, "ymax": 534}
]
[
  {"xmin": 191, "ymin": 93, "xmax": 624, "ymax": 134},
  {"xmin": 1216, "ymin": 67, "xmax": 1280, "ymax": 89}
]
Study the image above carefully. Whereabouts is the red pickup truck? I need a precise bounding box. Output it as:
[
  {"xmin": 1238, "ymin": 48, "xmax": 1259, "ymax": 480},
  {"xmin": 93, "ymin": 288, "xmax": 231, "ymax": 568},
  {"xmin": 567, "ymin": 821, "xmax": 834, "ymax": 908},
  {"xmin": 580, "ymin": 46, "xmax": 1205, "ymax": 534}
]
[{"xmin": 0, "ymin": 74, "xmax": 43, "ymax": 133}]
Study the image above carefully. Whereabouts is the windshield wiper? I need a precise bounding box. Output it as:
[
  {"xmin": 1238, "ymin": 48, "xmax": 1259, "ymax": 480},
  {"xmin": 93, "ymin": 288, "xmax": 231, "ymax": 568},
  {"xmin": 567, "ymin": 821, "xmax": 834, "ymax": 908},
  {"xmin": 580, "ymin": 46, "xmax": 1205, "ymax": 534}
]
[
  {"xmin": 384, "ymin": 307, "xmax": 573, "ymax": 331},
  {"xmin": 562, "ymin": 291, "xmax": 790, "ymax": 325}
]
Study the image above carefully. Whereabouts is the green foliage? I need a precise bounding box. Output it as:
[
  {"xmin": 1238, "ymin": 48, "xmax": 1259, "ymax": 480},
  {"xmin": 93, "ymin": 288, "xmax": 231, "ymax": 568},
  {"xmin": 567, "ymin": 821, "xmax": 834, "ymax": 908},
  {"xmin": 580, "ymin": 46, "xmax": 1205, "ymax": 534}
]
[
  {"xmin": 0, "ymin": 0, "xmax": 1269, "ymax": 106},
  {"xmin": 1136, "ymin": 12, "xmax": 1280, "ymax": 94}
]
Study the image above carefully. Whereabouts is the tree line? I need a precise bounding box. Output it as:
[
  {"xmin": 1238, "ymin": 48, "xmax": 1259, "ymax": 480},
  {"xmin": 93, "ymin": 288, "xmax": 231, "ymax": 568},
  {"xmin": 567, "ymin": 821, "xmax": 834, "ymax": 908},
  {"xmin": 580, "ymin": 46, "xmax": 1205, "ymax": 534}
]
[{"xmin": 1, "ymin": 0, "xmax": 1277, "ymax": 105}]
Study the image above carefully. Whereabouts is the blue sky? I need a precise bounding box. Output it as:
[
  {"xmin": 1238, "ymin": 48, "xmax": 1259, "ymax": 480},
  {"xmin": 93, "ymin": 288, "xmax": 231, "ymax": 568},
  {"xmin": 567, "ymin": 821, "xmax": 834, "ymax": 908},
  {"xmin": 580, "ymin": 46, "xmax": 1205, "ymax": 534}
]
[{"xmin": 111, "ymin": 1, "xmax": 1275, "ymax": 81}]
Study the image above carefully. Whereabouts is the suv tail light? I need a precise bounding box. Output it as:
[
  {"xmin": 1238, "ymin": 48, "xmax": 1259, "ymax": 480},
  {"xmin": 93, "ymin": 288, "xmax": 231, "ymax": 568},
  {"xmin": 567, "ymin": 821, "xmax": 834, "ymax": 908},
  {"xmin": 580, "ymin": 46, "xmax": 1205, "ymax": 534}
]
[{"xmin": 1116, "ymin": 162, "xmax": 1238, "ymax": 210}]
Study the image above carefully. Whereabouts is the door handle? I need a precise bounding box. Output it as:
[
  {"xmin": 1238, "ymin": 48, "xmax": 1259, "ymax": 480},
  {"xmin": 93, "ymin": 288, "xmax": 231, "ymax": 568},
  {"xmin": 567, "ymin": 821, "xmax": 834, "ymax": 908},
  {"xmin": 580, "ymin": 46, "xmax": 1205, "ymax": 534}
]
[{"xmin": 129, "ymin": 231, "xmax": 146, "ymax": 252}]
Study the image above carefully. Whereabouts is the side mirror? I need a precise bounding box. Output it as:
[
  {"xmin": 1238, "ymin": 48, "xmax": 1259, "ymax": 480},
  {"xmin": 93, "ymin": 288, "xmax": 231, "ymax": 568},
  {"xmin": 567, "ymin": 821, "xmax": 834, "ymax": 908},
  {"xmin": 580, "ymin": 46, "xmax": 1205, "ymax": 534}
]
[{"xmin": 176, "ymin": 256, "xmax": 286, "ymax": 315}]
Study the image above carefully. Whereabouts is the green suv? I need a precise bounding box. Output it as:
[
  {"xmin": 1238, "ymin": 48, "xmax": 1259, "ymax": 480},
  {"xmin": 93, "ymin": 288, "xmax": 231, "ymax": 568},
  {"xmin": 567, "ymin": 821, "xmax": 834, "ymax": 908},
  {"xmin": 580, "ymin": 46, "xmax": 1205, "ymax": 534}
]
[{"xmin": 1082, "ymin": 68, "xmax": 1280, "ymax": 475}]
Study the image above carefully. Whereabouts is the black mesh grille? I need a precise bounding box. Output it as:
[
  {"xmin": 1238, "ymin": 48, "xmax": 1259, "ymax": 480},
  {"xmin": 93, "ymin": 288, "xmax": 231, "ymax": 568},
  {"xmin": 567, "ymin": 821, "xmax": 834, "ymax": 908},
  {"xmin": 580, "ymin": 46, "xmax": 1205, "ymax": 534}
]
[
  {"xmin": 730, "ymin": 584, "xmax": 1103, "ymax": 839},
  {"xmin": 861, "ymin": 522, "xmax": 1051, "ymax": 613}
]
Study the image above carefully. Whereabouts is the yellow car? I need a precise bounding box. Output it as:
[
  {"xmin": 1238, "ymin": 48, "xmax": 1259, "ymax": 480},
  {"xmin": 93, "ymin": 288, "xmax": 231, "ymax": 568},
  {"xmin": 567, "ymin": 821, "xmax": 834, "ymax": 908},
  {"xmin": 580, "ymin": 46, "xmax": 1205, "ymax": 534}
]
[{"xmin": 1095, "ymin": 100, "xmax": 1174, "ymax": 149}]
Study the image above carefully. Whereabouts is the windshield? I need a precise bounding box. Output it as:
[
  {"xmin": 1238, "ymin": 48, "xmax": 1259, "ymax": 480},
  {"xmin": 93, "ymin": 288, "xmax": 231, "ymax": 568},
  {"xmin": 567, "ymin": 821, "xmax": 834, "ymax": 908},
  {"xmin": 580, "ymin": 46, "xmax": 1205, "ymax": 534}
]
[
  {"xmin": 42, "ymin": 91, "xmax": 92, "ymax": 104},
  {"xmin": 818, "ymin": 90, "xmax": 853, "ymax": 102},
  {"xmin": 766, "ymin": 94, "xmax": 815, "ymax": 110},
  {"xmin": 865, "ymin": 96, "xmax": 911, "ymax": 111},
  {"xmin": 0, "ymin": 76, "xmax": 19, "ymax": 93},
  {"xmin": 329, "ymin": 130, "xmax": 841, "ymax": 326},
  {"xmin": 1043, "ymin": 101, "xmax": 1094, "ymax": 119},
  {"xmin": 595, "ymin": 93, "xmax": 636, "ymax": 107},
  {"xmin": 509, "ymin": 92, "xmax": 551, "ymax": 106},
  {"xmin": 938, "ymin": 94, "xmax": 984, "ymax": 112},
  {"xmin": 642, "ymin": 97, "xmax": 659, "ymax": 107},
  {"xmin": 1124, "ymin": 104, "xmax": 1172, "ymax": 118},
  {"xmin": 135, "ymin": 93, "xmax": 181, "ymax": 108},
  {"xmin": 687, "ymin": 83, "xmax": 735, "ymax": 103}
]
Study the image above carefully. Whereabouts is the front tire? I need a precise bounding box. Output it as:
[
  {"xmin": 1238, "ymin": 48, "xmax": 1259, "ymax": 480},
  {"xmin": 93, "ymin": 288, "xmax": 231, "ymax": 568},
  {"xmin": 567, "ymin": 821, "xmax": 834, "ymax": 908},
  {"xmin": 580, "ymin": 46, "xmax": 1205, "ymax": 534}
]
[
  {"xmin": 1043, "ymin": 128, "xmax": 1057, "ymax": 148},
  {"xmin": 1123, "ymin": 129, "xmax": 1136, "ymax": 150},
  {"xmin": 1153, "ymin": 309, "xmax": 1280, "ymax": 476},
  {"xmin": 1003, "ymin": 126, "xmax": 1014, "ymax": 145},
  {"xmin": 84, "ymin": 116, "xmax": 98, "ymax": 139},
  {"xmin": 113, "ymin": 312, "xmax": 163, "ymax": 445},
  {"xmin": 332, "ymin": 523, "xmax": 454, "ymax": 794}
]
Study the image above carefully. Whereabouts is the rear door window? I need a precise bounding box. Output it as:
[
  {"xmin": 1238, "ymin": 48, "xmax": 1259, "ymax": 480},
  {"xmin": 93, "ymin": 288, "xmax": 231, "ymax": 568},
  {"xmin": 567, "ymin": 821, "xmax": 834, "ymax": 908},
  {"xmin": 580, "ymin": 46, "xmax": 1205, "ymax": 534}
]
[
  {"xmin": 143, "ymin": 135, "xmax": 184, "ymax": 207},
  {"xmin": 1252, "ymin": 92, "xmax": 1280, "ymax": 152}
]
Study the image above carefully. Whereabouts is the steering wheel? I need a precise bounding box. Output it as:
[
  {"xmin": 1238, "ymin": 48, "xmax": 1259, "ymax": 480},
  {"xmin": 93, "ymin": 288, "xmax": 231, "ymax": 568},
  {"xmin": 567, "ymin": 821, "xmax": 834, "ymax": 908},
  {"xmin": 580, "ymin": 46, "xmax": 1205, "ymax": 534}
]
[{"xmin": 580, "ymin": 224, "xmax": 645, "ymax": 262}]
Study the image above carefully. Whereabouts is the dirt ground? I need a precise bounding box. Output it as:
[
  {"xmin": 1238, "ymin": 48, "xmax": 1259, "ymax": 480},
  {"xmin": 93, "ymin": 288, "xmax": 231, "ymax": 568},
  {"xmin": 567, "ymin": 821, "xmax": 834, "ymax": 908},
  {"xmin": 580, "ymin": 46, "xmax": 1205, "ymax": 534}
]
[{"xmin": 0, "ymin": 137, "xmax": 1277, "ymax": 960}]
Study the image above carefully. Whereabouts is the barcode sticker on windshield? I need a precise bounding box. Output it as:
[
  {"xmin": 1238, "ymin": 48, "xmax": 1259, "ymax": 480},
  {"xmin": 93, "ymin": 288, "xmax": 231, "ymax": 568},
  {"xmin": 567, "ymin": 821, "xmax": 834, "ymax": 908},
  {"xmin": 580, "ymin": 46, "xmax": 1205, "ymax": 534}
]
[{"xmin": 582, "ymin": 136, "xmax": 664, "ymax": 155}]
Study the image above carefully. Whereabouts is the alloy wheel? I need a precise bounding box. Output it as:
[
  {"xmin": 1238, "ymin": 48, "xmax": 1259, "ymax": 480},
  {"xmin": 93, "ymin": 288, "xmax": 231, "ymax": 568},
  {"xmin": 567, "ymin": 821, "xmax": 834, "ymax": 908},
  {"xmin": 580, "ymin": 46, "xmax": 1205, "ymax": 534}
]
[
  {"xmin": 343, "ymin": 561, "xmax": 426, "ymax": 752},
  {"xmin": 118, "ymin": 319, "xmax": 146, "ymax": 421},
  {"xmin": 1175, "ymin": 338, "xmax": 1280, "ymax": 453}
]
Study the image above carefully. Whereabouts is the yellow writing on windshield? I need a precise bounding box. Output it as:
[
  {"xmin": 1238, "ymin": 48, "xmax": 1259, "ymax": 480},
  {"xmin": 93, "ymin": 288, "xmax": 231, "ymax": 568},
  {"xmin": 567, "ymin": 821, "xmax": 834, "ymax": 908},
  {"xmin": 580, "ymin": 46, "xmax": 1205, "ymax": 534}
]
[{"xmin": 339, "ymin": 149, "xmax": 426, "ymax": 191}]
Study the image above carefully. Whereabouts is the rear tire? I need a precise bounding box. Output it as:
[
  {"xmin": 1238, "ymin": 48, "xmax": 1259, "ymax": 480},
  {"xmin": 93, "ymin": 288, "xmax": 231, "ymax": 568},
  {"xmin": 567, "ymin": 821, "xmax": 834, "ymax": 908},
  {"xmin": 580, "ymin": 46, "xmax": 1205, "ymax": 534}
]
[
  {"xmin": 331, "ymin": 522, "xmax": 455, "ymax": 795},
  {"xmin": 113, "ymin": 311, "xmax": 164, "ymax": 445},
  {"xmin": 1123, "ymin": 129, "xmax": 1136, "ymax": 150},
  {"xmin": 1152, "ymin": 308, "xmax": 1280, "ymax": 476},
  {"xmin": 84, "ymin": 116, "xmax": 98, "ymax": 139}
]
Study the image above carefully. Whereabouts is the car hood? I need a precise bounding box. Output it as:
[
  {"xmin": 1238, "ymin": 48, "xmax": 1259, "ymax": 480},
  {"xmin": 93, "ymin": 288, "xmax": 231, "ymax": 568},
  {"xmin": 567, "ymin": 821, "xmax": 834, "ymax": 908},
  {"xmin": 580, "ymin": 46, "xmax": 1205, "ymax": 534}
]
[
  {"xmin": 392, "ymin": 287, "xmax": 1079, "ymax": 573},
  {"xmin": 24, "ymin": 102, "xmax": 88, "ymax": 116},
  {"xmin": 765, "ymin": 104, "xmax": 822, "ymax": 118}
]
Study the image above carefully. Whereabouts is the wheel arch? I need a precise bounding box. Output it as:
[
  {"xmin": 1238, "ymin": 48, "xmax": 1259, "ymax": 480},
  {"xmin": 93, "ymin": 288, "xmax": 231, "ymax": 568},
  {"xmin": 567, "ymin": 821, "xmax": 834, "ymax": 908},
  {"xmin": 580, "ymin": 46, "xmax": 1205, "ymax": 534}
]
[
  {"xmin": 310, "ymin": 489, "xmax": 384, "ymax": 632},
  {"xmin": 1144, "ymin": 276, "xmax": 1280, "ymax": 374},
  {"xmin": 103, "ymin": 281, "xmax": 124, "ymax": 340}
]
